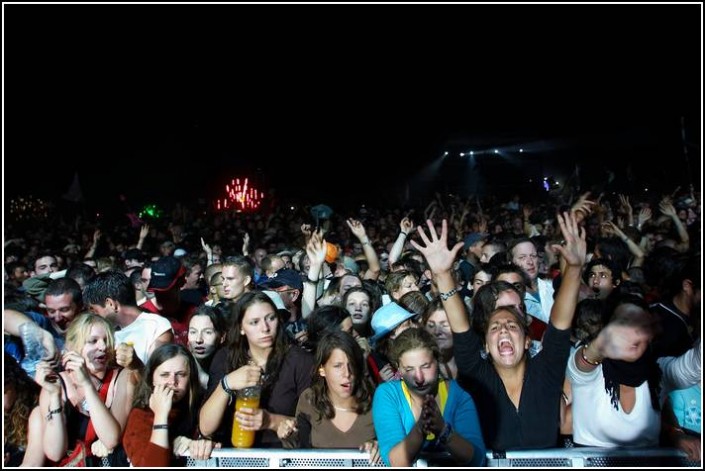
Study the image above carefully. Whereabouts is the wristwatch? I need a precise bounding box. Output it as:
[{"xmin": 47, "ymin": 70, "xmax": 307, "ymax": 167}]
[{"xmin": 438, "ymin": 422, "xmax": 453, "ymax": 444}]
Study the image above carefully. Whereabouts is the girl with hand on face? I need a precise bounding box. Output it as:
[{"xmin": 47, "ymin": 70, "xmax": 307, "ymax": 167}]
[
  {"xmin": 199, "ymin": 291, "xmax": 314, "ymax": 448},
  {"xmin": 123, "ymin": 344, "xmax": 218, "ymax": 466},
  {"xmin": 278, "ymin": 331, "xmax": 380, "ymax": 464},
  {"xmin": 36, "ymin": 313, "xmax": 133, "ymax": 466}
]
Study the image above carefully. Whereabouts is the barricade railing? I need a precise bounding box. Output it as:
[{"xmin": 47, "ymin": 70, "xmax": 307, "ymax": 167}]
[
  {"xmin": 185, "ymin": 448, "xmax": 428, "ymax": 467},
  {"xmin": 485, "ymin": 447, "xmax": 699, "ymax": 467}
]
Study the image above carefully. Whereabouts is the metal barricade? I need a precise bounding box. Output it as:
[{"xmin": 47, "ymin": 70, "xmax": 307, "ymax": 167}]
[
  {"xmin": 186, "ymin": 448, "xmax": 428, "ymax": 468},
  {"xmin": 485, "ymin": 447, "xmax": 699, "ymax": 467}
]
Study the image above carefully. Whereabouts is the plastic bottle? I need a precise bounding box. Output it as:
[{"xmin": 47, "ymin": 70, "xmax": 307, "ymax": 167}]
[
  {"xmin": 231, "ymin": 385, "xmax": 261, "ymax": 448},
  {"xmin": 19, "ymin": 322, "xmax": 46, "ymax": 380}
]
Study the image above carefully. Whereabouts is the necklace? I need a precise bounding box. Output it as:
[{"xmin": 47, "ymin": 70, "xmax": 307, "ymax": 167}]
[{"xmin": 333, "ymin": 405, "xmax": 356, "ymax": 412}]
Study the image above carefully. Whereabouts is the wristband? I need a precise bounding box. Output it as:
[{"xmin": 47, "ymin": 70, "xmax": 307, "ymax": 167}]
[
  {"xmin": 221, "ymin": 376, "xmax": 236, "ymax": 395},
  {"xmin": 438, "ymin": 422, "xmax": 453, "ymax": 444},
  {"xmin": 46, "ymin": 406, "xmax": 63, "ymax": 421},
  {"xmin": 152, "ymin": 424, "xmax": 169, "ymax": 430}
]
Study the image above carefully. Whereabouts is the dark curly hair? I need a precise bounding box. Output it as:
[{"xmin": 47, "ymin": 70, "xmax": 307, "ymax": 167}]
[{"xmin": 4, "ymin": 353, "xmax": 40, "ymax": 449}]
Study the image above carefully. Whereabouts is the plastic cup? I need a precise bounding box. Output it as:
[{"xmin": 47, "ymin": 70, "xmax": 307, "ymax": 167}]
[{"xmin": 231, "ymin": 385, "xmax": 261, "ymax": 448}]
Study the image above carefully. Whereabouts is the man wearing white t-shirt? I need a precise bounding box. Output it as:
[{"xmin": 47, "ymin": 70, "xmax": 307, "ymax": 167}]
[{"xmin": 83, "ymin": 270, "xmax": 173, "ymax": 368}]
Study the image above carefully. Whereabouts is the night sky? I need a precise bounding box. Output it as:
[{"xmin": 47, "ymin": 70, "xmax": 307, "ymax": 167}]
[{"xmin": 4, "ymin": 4, "xmax": 701, "ymax": 214}]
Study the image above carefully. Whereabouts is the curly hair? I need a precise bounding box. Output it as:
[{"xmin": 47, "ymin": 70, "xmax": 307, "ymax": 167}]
[{"xmin": 4, "ymin": 353, "xmax": 40, "ymax": 449}]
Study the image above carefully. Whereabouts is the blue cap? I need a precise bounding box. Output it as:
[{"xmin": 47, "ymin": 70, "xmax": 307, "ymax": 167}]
[{"xmin": 369, "ymin": 302, "xmax": 417, "ymax": 346}]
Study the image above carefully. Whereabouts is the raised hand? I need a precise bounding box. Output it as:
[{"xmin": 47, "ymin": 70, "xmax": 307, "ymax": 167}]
[
  {"xmin": 552, "ymin": 212, "xmax": 586, "ymax": 269},
  {"xmin": 346, "ymin": 218, "xmax": 368, "ymax": 240},
  {"xmin": 201, "ymin": 237, "xmax": 212, "ymax": 257},
  {"xmin": 400, "ymin": 216, "xmax": 414, "ymax": 236},
  {"xmin": 409, "ymin": 219, "xmax": 464, "ymax": 276}
]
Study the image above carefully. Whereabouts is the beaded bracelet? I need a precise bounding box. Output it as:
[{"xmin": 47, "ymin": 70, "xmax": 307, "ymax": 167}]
[
  {"xmin": 439, "ymin": 287, "xmax": 459, "ymax": 301},
  {"xmin": 581, "ymin": 344, "xmax": 602, "ymax": 366}
]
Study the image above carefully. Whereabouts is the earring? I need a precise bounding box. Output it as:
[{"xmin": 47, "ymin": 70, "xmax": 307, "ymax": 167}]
[
  {"xmin": 240, "ymin": 330, "xmax": 245, "ymax": 336},
  {"xmin": 318, "ymin": 368, "xmax": 325, "ymax": 376}
]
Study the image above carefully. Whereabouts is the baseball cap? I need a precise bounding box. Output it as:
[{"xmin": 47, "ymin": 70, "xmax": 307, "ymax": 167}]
[
  {"xmin": 148, "ymin": 256, "xmax": 187, "ymax": 292},
  {"xmin": 258, "ymin": 268, "xmax": 304, "ymax": 292}
]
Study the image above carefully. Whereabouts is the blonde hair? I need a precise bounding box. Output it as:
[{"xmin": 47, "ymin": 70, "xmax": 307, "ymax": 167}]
[{"xmin": 65, "ymin": 313, "xmax": 116, "ymax": 364}]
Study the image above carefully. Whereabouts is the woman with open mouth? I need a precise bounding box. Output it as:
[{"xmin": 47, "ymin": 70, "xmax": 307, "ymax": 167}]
[
  {"xmin": 278, "ymin": 331, "xmax": 380, "ymax": 464},
  {"xmin": 35, "ymin": 313, "xmax": 133, "ymax": 467}
]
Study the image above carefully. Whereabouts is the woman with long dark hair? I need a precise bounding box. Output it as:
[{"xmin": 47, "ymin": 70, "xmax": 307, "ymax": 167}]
[
  {"xmin": 278, "ymin": 331, "xmax": 379, "ymax": 463},
  {"xmin": 199, "ymin": 291, "xmax": 314, "ymax": 447}
]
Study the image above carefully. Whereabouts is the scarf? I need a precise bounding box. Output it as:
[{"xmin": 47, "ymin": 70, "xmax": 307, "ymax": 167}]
[{"xmin": 602, "ymin": 350, "xmax": 661, "ymax": 411}]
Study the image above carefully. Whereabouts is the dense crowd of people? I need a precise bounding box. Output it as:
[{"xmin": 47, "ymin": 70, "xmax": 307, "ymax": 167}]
[{"xmin": 3, "ymin": 186, "xmax": 701, "ymax": 466}]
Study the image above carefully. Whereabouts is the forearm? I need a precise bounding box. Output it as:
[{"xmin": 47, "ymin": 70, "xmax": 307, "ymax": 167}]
[
  {"xmin": 22, "ymin": 407, "xmax": 46, "ymax": 467},
  {"xmin": 443, "ymin": 430, "xmax": 476, "ymax": 465},
  {"xmin": 41, "ymin": 393, "xmax": 68, "ymax": 461},
  {"xmin": 301, "ymin": 282, "xmax": 317, "ymax": 319},
  {"xmin": 388, "ymin": 424, "xmax": 425, "ymax": 467},
  {"xmin": 550, "ymin": 265, "xmax": 581, "ymax": 330},
  {"xmin": 359, "ymin": 238, "xmax": 381, "ymax": 280},
  {"xmin": 199, "ymin": 387, "xmax": 230, "ymax": 437},
  {"xmin": 263, "ymin": 411, "xmax": 289, "ymax": 433},
  {"xmin": 435, "ymin": 270, "xmax": 470, "ymax": 333},
  {"xmin": 388, "ymin": 233, "xmax": 407, "ymax": 266},
  {"xmin": 83, "ymin": 388, "xmax": 121, "ymax": 449},
  {"xmin": 4, "ymin": 309, "xmax": 33, "ymax": 336}
]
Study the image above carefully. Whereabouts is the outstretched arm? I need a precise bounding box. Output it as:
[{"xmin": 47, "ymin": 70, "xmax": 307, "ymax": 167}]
[
  {"xmin": 549, "ymin": 212, "xmax": 587, "ymax": 331},
  {"xmin": 410, "ymin": 220, "xmax": 468, "ymax": 333}
]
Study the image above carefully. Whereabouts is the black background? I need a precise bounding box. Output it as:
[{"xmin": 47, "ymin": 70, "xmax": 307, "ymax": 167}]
[{"xmin": 4, "ymin": 4, "xmax": 701, "ymax": 214}]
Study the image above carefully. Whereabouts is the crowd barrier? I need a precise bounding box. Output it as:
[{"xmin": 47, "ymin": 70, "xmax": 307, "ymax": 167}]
[
  {"xmin": 185, "ymin": 448, "xmax": 427, "ymax": 467},
  {"xmin": 100, "ymin": 446, "xmax": 698, "ymax": 467},
  {"xmin": 484, "ymin": 447, "xmax": 699, "ymax": 467}
]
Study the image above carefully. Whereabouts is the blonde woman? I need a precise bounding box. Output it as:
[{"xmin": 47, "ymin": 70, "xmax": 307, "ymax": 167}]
[{"xmin": 36, "ymin": 313, "xmax": 133, "ymax": 466}]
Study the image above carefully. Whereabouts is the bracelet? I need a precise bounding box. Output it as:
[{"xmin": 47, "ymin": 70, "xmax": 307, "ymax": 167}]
[
  {"xmin": 581, "ymin": 344, "xmax": 602, "ymax": 366},
  {"xmin": 361, "ymin": 239, "xmax": 371, "ymax": 246},
  {"xmin": 305, "ymin": 276, "xmax": 318, "ymax": 284},
  {"xmin": 152, "ymin": 424, "xmax": 169, "ymax": 430},
  {"xmin": 46, "ymin": 406, "xmax": 62, "ymax": 421},
  {"xmin": 438, "ymin": 422, "xmax": 453, "ymax": 444},
  {"xmin": 400, "ymin": 231, "xmax": 408, "ymax": 238},
  {"xmin": 221, "ymin": 376, "xmax": 236, "ymax": 395},
  {"xmin": 439, "ymin": 287, "xmax": 459, "ymax": 301}
]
